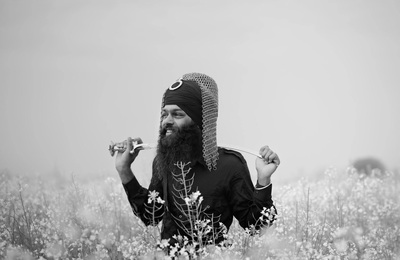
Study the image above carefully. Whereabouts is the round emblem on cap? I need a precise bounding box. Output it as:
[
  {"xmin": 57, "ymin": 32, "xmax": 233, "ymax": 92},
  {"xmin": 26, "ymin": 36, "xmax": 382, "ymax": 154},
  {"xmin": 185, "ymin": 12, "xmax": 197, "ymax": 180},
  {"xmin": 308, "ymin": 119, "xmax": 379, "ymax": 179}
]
[{"xmin": 169, "ymin": 78, "xmax": 183, "ymax": 90}]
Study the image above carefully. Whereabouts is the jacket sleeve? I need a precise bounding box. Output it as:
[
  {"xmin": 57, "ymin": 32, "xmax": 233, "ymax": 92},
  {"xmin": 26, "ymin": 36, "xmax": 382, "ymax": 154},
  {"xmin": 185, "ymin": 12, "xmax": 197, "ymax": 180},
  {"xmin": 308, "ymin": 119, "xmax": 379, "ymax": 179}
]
[
  {"xmin": 226, "ymin": 150, "xmax": 277, "ymax": 230},
  {"xmin": 122, "ymin": 160, "xmax": 165, "ymax": 226}
]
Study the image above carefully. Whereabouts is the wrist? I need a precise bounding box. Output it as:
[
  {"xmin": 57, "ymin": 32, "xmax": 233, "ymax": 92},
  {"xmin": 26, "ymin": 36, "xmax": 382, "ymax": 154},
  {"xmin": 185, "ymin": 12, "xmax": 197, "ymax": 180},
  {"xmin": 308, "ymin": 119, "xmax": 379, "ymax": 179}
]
[
  {"xmin": 117, "ymin": 167, "xmax": 134, "ymax": 184},
  {"xmin": 257, "ymin": 177, "xmax": 271, "ymax": 186},
  {"xmin": 116, "ymin": 160, "xmax": 133, "ymax": 173}
]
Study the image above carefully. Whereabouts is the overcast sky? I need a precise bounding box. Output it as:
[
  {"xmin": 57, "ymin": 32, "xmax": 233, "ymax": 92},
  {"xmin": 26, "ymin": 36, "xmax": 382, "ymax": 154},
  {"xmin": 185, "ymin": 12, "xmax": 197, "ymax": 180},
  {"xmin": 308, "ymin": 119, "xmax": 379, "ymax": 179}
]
[{"xmin": 1, "ymin": 0, "xmax": 399, "ymax": 185}]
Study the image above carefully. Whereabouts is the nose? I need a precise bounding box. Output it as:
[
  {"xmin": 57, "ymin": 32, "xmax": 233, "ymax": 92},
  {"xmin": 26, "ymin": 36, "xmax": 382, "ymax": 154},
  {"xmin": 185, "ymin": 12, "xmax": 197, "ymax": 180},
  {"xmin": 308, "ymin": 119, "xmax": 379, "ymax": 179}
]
[{"xmin": 162, "ymin": 113, "xmax": 174, "ymax": 126}]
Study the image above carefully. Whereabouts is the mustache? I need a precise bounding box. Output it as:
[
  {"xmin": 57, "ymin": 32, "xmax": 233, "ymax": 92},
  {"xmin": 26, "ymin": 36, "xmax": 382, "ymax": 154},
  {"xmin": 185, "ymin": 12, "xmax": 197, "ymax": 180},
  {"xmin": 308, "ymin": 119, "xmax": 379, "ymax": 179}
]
[{"xmin": 160, "ymin": 126, "xmax": 173, "ymax": 136}]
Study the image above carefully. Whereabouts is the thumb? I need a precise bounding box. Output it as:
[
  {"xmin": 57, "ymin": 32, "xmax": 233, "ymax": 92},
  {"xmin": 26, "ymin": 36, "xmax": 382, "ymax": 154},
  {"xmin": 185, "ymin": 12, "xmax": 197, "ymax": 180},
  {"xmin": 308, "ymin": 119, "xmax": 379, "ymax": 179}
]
[{"xmin": 126, "ymin": 137, "xmax": 133, "ymax": 154}]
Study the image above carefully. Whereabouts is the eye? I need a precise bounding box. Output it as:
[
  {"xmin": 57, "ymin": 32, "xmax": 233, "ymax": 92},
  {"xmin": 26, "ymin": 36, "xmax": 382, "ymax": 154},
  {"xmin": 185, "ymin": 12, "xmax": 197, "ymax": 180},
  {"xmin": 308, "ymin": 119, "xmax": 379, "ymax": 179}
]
[{"xmin": 173, "ymin": 112, "xmax": 186, "ymax": 118}]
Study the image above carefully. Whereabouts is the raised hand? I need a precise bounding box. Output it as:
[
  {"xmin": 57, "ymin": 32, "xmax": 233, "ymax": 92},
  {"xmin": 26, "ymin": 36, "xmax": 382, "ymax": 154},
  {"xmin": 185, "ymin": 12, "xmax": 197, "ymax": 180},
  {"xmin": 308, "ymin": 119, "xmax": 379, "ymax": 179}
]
[{"xmin": 255, "ymin": 145, "xmax": 280, "ymax": 186}]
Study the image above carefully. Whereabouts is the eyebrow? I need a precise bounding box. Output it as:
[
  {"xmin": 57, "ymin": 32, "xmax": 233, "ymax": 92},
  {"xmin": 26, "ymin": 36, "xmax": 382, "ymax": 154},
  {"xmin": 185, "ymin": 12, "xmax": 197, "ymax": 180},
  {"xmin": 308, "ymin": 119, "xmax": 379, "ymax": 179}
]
[{"xmin": 162, "ymin": 108, "xmax": 185, "ymax": 113}]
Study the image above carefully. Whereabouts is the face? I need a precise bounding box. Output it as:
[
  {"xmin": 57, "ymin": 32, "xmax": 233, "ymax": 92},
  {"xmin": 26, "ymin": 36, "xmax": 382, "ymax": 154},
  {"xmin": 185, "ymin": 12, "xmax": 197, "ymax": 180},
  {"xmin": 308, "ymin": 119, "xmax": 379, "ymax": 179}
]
[{"xmin": 160, "ymin": 105, "xmax": 194, "ymax": 137}]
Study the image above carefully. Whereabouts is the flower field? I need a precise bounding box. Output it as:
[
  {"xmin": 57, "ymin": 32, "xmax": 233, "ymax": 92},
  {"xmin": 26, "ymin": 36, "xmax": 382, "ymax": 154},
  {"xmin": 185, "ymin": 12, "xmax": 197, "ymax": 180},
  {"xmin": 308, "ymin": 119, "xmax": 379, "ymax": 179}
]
[{"xmin": 1, "ymin": 167, "xmax": 399, "ymax": 259}]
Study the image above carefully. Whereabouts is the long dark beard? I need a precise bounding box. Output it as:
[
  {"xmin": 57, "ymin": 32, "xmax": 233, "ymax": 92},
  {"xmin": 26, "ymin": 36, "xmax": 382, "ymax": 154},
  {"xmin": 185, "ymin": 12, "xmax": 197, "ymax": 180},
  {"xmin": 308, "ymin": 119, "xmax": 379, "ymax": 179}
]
[{"xmin": 154, "ymin": 123, "xmax": 203, "ymax": 179}]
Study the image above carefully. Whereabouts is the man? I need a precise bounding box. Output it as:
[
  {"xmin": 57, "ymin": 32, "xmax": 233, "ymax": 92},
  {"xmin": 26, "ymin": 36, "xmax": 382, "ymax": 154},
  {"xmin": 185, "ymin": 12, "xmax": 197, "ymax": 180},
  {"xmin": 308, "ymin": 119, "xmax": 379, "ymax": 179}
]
[{"xmin": 114, "ymin": 72, "xmax": 280, "ymax": 246}]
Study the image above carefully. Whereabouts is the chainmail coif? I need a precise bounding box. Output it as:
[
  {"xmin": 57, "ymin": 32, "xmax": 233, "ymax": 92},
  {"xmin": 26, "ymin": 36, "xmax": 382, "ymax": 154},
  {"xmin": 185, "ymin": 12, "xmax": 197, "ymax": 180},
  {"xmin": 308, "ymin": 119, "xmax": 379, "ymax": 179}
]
[{"xmin": 161, "ymin": 72, "xmax": 219, "ymax": 171}]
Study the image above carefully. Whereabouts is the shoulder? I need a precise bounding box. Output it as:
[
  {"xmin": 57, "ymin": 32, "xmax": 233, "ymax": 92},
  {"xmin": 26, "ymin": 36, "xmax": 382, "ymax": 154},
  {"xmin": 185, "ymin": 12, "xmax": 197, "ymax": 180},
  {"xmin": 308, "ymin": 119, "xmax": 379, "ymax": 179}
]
[
  {"xmin": 218, "ymin": 147, "xmax": 248, "ymax": 166},
  {"xmin": 217, "ymin": 147, "xmax": 253, "ymax": 185}
]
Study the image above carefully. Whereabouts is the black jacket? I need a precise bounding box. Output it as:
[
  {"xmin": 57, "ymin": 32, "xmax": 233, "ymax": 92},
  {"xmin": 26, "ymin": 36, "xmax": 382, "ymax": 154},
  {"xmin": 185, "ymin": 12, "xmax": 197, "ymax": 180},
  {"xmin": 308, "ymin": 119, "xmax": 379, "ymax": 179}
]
[{"xmin": 123, "ymin": 148, "xmax": 275, "ymax": 245}]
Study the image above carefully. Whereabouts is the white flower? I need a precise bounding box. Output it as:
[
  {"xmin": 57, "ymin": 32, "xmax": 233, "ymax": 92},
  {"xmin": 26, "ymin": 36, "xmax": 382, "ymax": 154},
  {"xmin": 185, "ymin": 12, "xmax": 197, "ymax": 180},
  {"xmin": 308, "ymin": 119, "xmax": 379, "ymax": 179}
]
[
  {"xmin": 147, "ymin": 190, "xmax": 159, "ymax": 203},
  {"xmin": 198, "ymin": 196, "xmax": 204, "ymax": 205},
  {"xmin": 192, "ymin": 190, "xmax": 201, "ymax": 200},
  {"xmin": 156, "ymin": 197, "xmax": 165, "ymax": 204},
  {"xmin": 158, "ymin": 239, "xmax": 170, "ymax": 248},
  {"xmin": 184, "ymin": 191, "xmax": 203, "ymax": 206}
]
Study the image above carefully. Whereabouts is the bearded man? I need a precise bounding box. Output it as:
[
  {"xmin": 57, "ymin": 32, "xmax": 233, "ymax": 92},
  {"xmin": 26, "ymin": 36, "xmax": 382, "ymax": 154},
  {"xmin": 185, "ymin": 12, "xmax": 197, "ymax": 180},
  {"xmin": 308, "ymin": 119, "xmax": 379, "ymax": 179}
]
[{"xmin": 114, "ymin": 73, "xmax": 280, "ymax": 246}]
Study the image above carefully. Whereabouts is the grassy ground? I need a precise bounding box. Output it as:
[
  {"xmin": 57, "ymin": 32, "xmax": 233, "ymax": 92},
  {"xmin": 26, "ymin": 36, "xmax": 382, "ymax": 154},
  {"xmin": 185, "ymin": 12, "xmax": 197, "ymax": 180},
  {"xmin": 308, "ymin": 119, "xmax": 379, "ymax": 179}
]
[{"xmin": 1, "ymin": 167, "xmax": 399, "ymax": 259}]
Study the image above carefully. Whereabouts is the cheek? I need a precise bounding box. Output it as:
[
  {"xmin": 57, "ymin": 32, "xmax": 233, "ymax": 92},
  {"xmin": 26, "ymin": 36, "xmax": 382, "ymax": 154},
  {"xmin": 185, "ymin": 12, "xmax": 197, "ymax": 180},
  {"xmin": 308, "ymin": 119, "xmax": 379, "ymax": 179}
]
[{"xmin": 178, "ymin": 118, "xmax": 193, "ymax": 128}]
